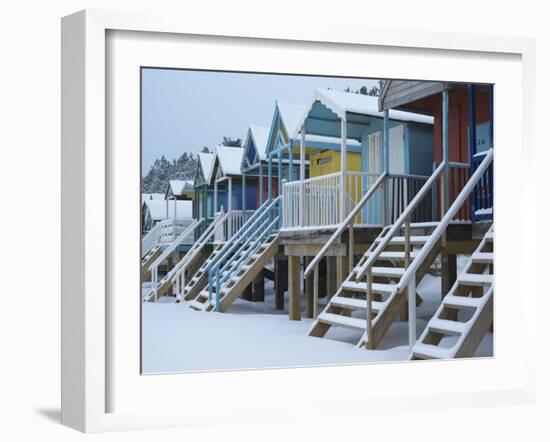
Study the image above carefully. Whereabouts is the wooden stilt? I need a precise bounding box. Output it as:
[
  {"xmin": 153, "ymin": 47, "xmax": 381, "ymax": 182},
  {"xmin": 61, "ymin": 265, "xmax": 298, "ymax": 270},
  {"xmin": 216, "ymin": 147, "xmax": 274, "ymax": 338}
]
[
  {"xmin": 441, "ymin": 252, "xmax": 457, "ymax": 299},
  {"xmin": 336, "ymin": 255, "xmax": 349, "ymax": 287},
  {"xmin": 318, "ymin": 257, "xmax": 327, "ymax": 298},
  {"xmin": 305, "ymin": 257, "xmax": 314, "ymax": 318},
  {"xmin": 252, "ymin": 272, "xmax": 265, "ymax": 302},
  {"xmin": 274, "ymin": 256, "xmax": 287, "ymax": 310},
  {"xmin": 313, "ymin": 264, "xmax": 319, "ymax": 319},
  {"xmin": 288, "ymin": 255, "xmax": 301, "ymax": 320},
  {"xmin": 326, "ymin": 256, "xmax": 337, "ymax": 300}
]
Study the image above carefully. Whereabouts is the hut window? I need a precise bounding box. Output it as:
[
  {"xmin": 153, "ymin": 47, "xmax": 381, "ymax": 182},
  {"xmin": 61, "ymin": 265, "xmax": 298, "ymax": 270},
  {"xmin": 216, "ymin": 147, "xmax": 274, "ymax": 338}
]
[{"xmin": 317, "ymin": 157, "xmax": 332, "ymax": 165}]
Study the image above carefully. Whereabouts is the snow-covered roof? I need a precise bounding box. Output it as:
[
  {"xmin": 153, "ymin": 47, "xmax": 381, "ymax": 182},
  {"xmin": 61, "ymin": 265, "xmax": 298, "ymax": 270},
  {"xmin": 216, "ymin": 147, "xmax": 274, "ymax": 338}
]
[
  {"xmin": 142, "ymin": 193, "xmax": 165, "ymax": 203},
  {"xmin": 144, "ymin": 199, "xmax": 193, "ymax": 221},
  {"xmin": 249, "ymin": 125, "xmax": 270, "ymax": 160},
  {"xmin": 278, "ymin": 102, "xmax": 307, "ymax": 137},
  {"xmin": 215, "ymin": 145, "xmax": 244, "ymax": 176},
  {"xmin": 167, "ymin": 179, "xmax": 194, "ymax": 197},
  {"xmin": 301, "ymin": 134, "xmax": 361, "ymax": 147},
  {"xmin": 198, "ymin": 152, "xmax": 215, "ymax": 183},
  {"xmin": 293, "ymin": 88, "xmax": 434, "ymax": 138}
]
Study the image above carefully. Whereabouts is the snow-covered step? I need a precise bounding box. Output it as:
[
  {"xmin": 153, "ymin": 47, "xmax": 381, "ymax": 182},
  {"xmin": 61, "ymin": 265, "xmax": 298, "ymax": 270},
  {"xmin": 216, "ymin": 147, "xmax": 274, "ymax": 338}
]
[
  {"xmin": 411, "ymin": 343, "xmax": 454, "ymax": 360},
  {"xmin": 471, "ymin": 252, "xmax": 493, "ymax": 263},
  {"xmin": 428, "ymin": 318, "xmax": 466, "ymax": 335},
  {"xmin": 330, "ymin": 296, "xmax": 384, "ymax": 312},
  {"xmin": 317, "ymin": 312, "xmax": 365, "ymax": 330},
  {"xmin": 458, "ymin": 273, "xmax": 493, "ymax": 286},
  {"xmin": 189, "ymin": 299, "xmax": 210, "ymax": 310},
  {"xmin": 386, "ymin": 235, "xmax": 430, "ymax": 245},
  {"xmin": 341, "ymin": 280, "xmax": 395, "ymax": 294},
  {"xmin": 374, "ymin": 251, "xmax": 419, "ymax": 260},
  {"xmin": 371, "ymin": 266, "xmax": 405, "ymax": 278},
  {"xmin": 444, "ymin": 295, "xmax": 483, "ymax": 309}
]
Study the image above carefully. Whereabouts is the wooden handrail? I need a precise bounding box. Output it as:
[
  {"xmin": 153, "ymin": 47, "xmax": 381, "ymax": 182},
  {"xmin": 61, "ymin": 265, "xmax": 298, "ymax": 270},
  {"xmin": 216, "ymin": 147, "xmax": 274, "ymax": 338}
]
[
  {"xmin": 169, "ymin": 212, "xmax": 229, "ymax": 284},
  {"xmin": 355, "ymin": 161, "xmax": 447, "ymax": 280},
  {"xmin": 148, "ymin": 218, "xmax": 203, "ymax": 272},
  {"xmin": 303, "ymin": 173, "xmax": 387, "ymax": 278},
  {"xmin": 396, "ymin": 149, "xmax": 493, "ymax": 292}
]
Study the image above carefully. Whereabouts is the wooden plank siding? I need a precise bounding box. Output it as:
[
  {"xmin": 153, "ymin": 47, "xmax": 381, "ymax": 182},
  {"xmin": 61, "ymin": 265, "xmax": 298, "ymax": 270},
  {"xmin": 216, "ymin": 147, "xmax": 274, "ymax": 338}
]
[{"xmin": 379, "ymin": 80, "xmax": 446, "ymax": 112}]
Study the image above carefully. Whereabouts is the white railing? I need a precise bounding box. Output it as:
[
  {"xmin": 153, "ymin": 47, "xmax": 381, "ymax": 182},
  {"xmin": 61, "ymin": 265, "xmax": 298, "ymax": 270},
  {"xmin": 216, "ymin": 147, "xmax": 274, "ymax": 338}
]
[
  {"xmin": 158, "ymin": 218, "xmax": 196, "ymax": 245},
  {"xmin": 141, "ymin": 222, "xmax": 162, "ymax": 257},
  {"xmin": 355, "ymin": 149, "xmax": 493, "ymax": 349},
  {"xmin": 149, "ymin": 219, "xmax": 204, "ymax": 300},
  {"xmin": 171, "ymin": 211, "xmax": 229, "ymax": 300},
  {"xmin": 282, "ymin": 171, "xmax": 385, "ymax": 229},
  {"xmin": 213, "ymin": 210, "xmax": 255, "ymax": 242}
]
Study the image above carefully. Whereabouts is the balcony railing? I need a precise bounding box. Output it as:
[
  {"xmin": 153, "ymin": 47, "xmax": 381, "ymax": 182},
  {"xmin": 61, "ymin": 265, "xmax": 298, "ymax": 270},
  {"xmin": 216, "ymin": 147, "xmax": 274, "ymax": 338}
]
[
  {"xmin": 282, "ymin": 171, "xmax": 431, "ymax": 229},
  {"xmin": 213, "ymin": 209, "xmax": 255, "ymax": 242}
]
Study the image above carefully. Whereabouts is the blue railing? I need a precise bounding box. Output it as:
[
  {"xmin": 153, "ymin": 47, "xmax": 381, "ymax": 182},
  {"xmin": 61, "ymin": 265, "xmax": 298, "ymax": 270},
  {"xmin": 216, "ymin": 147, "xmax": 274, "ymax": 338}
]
[
  {"xmin": 207, "ymin": 196, "xmax": 282, "ymax": 311},
  {"xmin": 471, "ymin": 151, "xmax": 493, "ymax": 222}
]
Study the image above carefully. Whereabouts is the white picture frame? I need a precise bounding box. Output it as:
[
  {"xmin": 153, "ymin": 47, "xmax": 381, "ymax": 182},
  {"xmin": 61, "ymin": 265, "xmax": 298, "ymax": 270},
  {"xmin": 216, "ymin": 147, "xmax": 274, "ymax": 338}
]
[{"xmin": 61, "ymin": 9, "xmax": 539, "ymax": 433}]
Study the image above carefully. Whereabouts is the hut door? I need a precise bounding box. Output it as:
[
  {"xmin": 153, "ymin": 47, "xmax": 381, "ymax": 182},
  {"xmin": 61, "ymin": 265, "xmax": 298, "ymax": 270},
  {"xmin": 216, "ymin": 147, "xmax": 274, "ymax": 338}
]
[
  {"xmin": 367, "ymin": 131, "xmax": 383, "ymax": 176},
  {"xmin": 388, "ymin": 125, "xmax": 405, "ymax": 174}
]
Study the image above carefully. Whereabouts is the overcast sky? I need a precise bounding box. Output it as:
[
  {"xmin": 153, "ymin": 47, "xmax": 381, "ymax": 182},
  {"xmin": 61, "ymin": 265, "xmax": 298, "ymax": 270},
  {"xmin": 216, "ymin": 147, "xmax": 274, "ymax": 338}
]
[{"xmin": 141, "ymin": 68, "xmax": 379, "ymax": 172}]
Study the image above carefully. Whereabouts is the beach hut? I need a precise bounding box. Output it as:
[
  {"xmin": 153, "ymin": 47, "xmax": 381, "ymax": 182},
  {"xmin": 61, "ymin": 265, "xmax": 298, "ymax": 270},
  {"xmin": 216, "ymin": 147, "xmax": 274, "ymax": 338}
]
[
  {"xmin": 142, "ymin": 199, "xmax": 193, "ymax": 231},
  {"xmin": 285, "ymin": 88, "xmax": 434, "ymax": 229},
  {"xmin": 378, "ymin": 80, "xmax": 493, "ymax": 221},
  {"xmin": 193, "ymin": 152, "xmax": 225, "ymax": 221},
  {"xmin": 241, "ymin": 125, "xmax": 277, "ymax": 207}
]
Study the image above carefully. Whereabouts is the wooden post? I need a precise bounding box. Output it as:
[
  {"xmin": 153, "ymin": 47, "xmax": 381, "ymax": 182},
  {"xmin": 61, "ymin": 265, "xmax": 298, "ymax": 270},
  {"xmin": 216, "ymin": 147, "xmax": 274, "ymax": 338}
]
[
  {"xmin": 228, "ymin": 177, "xmax": 233, "ymax": 237},
  {"xmin": 268, "ymin": 152, "xmax": 273, "ymax": 201},
  {"xmin": 288, "ymin": 255, "xmax": 301, "ymax": 320},
  {"xmin": 288, "ymin": 145, "xmax": 293, "ymax": 182},
  {"xmin": 442, "ymin": 88, "xmax": 449, "ymax": 212},
  {"xmin": 242, "ymin": 170, "xmax": 246, "ymax": 215},
  {"xmin": 326, "ymin": 256, "xmax": 337, "ymax": 300},
  {"xmin": 313, "ymin": 264, "xmax": 319, "ymax": 318},
  {"xmin": 277, "ymin": 150, "xmax": 283, "ymax": 196},
  {"xmin": 348, "ymin": 224, "xmax": 355, "ymax": 275},
  {"xmin": 252, "ymin": 273, "xmax": 265, "ymax": 302},
  {"xmin": 259, "ymin": 158, "xmax": 264, "ymax": 206},
  {"xmin": 336, "ymin": 255, "xmax": 349, "ymax": 287},
  {"xmin": 340, "ymin": 116, "xmax": 347, "ymax": 222},
  {"xmin": 401, "ymin": 217, "xmax": 411, "ymax": 321},
  {"xmin": 214, "ymin": 179, "xmax": 218, "ymax": 214},
  {"xmin": 383, "ymin": 109, "xmax": 389, "ymax": 226},
  {"xmin": 408, "ymin": 277, "xmax": 417, "ymax": 350},
  {"xmin": 318, "ymin": 257, "xmax": 327, "ymax": 298},
  {"xmin": 366, "ymin": 269, "xmax": 373, "ymax": 349},
  {"xmin": 305, "ymin": 257, "xmax": 314, "ymax": 318},
  {"xmin": 441, "ymin": 252, "xmax": 457, "ymax": 299},
  {"xmin": 274, "ymin": 255, "xmax": 286, "ymax": 310},
  {"xmin": 299, "ymin": 126, "xmax": 306, "ymax": 227}
]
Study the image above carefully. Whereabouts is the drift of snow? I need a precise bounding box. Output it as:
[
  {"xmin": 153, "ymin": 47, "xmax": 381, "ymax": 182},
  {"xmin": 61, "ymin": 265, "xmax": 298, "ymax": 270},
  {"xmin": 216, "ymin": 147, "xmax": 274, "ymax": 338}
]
[{"xmin": 142, "ymin": 274, "xmax": 493, "ymax": 374}]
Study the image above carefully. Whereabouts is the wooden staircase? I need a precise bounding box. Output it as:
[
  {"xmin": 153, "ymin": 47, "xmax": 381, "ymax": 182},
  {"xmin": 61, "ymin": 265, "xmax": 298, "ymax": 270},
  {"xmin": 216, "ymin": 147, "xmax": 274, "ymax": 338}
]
[
  {"xmin": 189, "ymin": 233, "xmax": 279, "ymax": 312},
  {"xmin": 179, "ymin": 243, "xmax": 227, "ymax": 302},
  {"xmin": 410, "ymin": 225, "xmax": 494, "ymax": 360},
  {"xmin": 309, "ymin": 222, "xmax": 442, "ymax": 348},
  {"xmin": 141, "ymin": 244, "xmax": 161, "ymax": 281}
]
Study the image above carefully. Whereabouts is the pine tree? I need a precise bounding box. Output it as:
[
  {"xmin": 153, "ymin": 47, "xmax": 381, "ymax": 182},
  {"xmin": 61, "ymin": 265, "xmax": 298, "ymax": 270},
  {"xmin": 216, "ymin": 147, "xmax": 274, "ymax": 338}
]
[{"xmin": 221, "ymin": 136, "xmax": 242, "ymax": 147}]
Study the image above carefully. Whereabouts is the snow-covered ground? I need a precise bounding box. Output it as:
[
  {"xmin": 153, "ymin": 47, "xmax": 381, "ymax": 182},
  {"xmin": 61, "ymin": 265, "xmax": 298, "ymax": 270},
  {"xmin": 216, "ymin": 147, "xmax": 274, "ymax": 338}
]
[{"xmin": 142, "ymin": 264, "xmax": 493, "ymax": 374}]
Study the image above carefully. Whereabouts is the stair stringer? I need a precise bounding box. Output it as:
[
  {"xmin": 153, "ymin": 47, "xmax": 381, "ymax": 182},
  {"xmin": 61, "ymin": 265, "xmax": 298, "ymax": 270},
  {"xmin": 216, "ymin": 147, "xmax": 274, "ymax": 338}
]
[
  {"xmin": 358, "ymin": 238, "xmax": 443, "ymax": 349},
  {"xmin": 219, "ymin": 235, "xmax": 279, "ymax": 312},
  {"xmin": 410, "ymin": 224, "xmax": 494, "ymax": 360}
]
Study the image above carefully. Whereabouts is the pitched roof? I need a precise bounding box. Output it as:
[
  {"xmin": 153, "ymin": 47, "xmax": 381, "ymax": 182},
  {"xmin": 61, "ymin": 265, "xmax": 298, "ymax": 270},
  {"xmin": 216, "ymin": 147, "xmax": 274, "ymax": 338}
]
[
  {"xmin": 293, "ymin": 88, "xmax": 434, "ymax": 137},
  {"xmin": 249, "ymin": 125, "xmax": 270, "ymax": 160},
  {"xmin": 144, "ymin": 199, "xmax": 193, "ymax": 221},
  {"xmin": 142, "ymin": 193, "xmax": 165, "ymax": 204},
  {"xmin": 197, "ymin": 152, "xmax": 215, "ymax": 183},
  {"xmin": 168, "ymin": 179, "xmax": 194, "ymax": 197},
  {"xmin": 277, "ymin": 102, "xmax": 307, "ymax": 136},
  {"xmin": 215, "ymin": 145, "xmax": 244, "ymax": 176}
]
